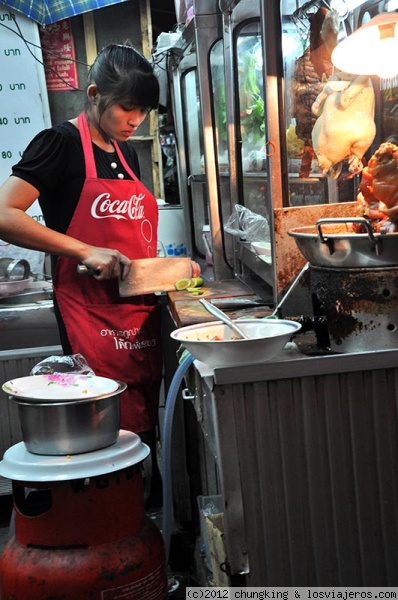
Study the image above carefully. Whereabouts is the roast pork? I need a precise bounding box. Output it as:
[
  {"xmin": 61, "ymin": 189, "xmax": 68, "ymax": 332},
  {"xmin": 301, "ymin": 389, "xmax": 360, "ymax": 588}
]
[{"xmin": 356, "ymin": 142, "xmax": 398, "ymax": 232}]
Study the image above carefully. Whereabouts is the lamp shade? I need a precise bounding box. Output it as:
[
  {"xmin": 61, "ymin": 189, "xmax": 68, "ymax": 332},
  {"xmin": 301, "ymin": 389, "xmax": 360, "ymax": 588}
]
[{"xmin": 331, "ymin": 12, "xmax": 398, "ymax": 78}]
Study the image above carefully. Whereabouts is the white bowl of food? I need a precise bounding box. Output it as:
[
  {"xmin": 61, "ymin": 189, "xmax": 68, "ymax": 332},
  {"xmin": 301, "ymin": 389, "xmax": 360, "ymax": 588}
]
[
  {"xmin": 170, "ymin": 318, "xmax": 301, "ymax": 368},
  {"xmin": 250, "ymin": 241, "xmax": 271, "ymax": 256}
]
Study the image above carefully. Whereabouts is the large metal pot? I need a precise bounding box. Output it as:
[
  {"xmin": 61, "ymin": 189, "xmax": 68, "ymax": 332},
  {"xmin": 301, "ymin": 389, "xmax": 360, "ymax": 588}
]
[
  {"xmin": 288, "ymin": 218, "xmax": 398, "ymax": 268},
  {"xmin": 6, "ymin": 380, "xmax": 126, "ymax": 455}
]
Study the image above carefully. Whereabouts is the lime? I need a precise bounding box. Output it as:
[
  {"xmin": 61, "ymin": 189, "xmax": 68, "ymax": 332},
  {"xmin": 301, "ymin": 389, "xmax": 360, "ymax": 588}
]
[
  {"xmin": 175, "ymin": 278, "xmax": 192, "ymax": 291},
  {"xmin": 191, "ymin": 276, "xmax": 204, "ymax": 288},
  {"xmin": 189, "ymin": 290, "xmax": 204, "ymax": 296}
]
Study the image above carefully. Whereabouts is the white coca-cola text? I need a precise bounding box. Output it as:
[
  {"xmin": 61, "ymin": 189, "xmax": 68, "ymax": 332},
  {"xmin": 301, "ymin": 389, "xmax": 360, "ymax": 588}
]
[{"xmin": 91, "ymin": 193, "xmax": 145, "ymax": 220}]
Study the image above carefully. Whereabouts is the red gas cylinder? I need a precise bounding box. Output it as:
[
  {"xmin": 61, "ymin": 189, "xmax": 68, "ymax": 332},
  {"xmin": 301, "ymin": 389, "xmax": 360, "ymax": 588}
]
[{"xmin": 0, "ymin": 431, "xmax": 168, "ymax": 600}]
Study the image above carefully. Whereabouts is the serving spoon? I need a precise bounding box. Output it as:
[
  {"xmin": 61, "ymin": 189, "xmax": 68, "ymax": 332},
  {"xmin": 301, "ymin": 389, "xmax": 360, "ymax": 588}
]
[{"xmin": 199, "ymin": 298, "xmax": 249, "ymax": 339}]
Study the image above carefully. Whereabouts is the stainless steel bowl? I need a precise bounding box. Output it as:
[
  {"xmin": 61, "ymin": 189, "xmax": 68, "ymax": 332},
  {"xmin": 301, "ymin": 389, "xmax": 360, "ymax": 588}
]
[{"xmin": 9, "ymin": 381, "xmax": 126, "ymax": 456}]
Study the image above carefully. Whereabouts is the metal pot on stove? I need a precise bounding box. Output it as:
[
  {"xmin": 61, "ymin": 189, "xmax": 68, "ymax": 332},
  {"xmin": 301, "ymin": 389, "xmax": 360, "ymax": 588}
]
[
  {"xmin": 288, "ymin": 218, "xmax": 398, "ymax": 353},
  {"xmin": 288, "ymin": 217, "xmax": 398, "ymax": 268}
]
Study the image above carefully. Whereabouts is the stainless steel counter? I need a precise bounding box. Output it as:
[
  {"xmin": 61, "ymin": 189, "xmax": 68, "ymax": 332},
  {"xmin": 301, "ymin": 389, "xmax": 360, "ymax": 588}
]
[
  {"xmin": 0, "ymin": 281, "xmax": 60, "ymax": 351},
  {"xmin": 194, "ymin": 334, "xmax": 398, "ymax": 384},
  {"xmin": 191, "ymin": 337, "xmax": 398, "ymax": 586}
]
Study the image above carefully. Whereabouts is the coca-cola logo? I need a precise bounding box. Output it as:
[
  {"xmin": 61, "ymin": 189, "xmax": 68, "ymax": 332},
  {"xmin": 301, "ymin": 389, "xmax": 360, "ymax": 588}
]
[{"xmin": 91, "ymin": 192, "xmax": 145, "ymax": 220}]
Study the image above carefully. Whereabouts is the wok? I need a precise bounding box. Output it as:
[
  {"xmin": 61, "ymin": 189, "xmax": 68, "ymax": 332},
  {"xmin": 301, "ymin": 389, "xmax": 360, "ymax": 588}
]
[{"xmin": 288, "ymin": 218, "xmax": 398, "ymax": 268}]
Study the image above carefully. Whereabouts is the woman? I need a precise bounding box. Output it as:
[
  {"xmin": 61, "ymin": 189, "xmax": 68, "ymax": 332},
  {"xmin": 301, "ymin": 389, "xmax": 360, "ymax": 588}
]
[{"xmin": 0, "ymin": 43, "xmax": 200, "ymax": 506}]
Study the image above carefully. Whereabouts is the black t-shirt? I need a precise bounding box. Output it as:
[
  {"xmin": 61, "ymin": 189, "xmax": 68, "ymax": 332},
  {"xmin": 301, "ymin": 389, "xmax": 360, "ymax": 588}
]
[
  {"xmin": 11, "ymin": 122, "xmax": 143, "ymax": 354},
  {"xmin": 11, "ymin": 120, "xmax": 141, "ymax": 234}
]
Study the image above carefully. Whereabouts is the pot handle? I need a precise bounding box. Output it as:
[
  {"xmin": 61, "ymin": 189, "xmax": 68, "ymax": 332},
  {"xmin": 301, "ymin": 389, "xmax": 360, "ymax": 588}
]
[{"xmin": 316, "ymin": 218, "xmax": 381, "ymax": 256}]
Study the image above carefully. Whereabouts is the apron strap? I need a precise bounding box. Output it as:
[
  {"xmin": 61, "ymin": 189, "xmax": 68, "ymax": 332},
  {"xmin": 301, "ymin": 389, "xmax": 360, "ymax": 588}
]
[
  {"xmin": 78, "ymin": 112, "xmax": 138, "ymax": 181},
  {"xmin": 113, "ymin": 141, "xmax": 139, "ymax": 181},
  {"xmin": 78, "ymin": 112, "xmax": 97, "ymax": 178}
]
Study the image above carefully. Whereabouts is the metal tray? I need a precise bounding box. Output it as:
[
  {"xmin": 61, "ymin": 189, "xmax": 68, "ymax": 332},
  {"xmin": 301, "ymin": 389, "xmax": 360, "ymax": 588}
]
[{"xmin": 288, "ymin": 218, "xmax": 398, "ymax": 268}]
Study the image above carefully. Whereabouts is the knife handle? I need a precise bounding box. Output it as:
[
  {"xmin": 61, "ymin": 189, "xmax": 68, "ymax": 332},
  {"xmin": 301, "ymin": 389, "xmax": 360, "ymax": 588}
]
[
  {"xmin": 76, "ymin": 264, "xmax": 101, "ymax": 276},
  {"xmin": 77, "ymin": 263, "xmax": 124, "ymax": 278}
]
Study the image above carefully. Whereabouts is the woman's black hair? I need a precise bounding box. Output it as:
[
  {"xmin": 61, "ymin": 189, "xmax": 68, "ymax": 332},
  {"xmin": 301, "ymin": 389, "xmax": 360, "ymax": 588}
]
[{"xmin": 86, "ymin": 43, "xmax": 159, "ymax": 114}]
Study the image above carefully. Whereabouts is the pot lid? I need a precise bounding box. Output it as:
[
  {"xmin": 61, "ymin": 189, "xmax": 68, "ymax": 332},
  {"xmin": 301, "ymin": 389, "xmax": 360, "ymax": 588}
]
[
  {"xmin": 2, "ymin": 374, "xmax": 120, "ymax": 402},
  {"xmin": 0, "ymin": 430, "xmax": 149, "ymax": 481}
]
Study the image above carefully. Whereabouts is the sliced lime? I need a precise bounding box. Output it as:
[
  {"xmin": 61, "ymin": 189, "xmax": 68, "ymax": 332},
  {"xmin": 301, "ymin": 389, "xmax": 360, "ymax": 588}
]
[
  {"xmin": 175, "ymin": 278, "xmax": 192, "ymax": 291},
  {"xmin": 191, "ymin": 276, "xmax": 204, "ymax": 288}
]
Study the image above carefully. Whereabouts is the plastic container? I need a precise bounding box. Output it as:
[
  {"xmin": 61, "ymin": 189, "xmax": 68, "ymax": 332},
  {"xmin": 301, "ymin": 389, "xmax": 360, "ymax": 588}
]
[
  {"xmin": 202, "ymin": 225, "xmax": 213, "ymax": 265},
  {"xmin": 157, "ymin": 202, "xmax": 188, "ymax": 257},
  {"xmin": 197, "ymin": 495, "xmax": 223, "ymax": 570}
]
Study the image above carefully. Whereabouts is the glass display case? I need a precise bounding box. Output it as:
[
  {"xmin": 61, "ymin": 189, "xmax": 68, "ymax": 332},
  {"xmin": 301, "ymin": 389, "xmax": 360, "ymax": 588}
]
[
  {"xmin": 169, "ymin": 0, "xmax": 398, "ymax": 305},
  {"xmin": 235, "ymin": 21, "xmax": 270, "ymax": 218},
  {"xmin": 181, "ymin": 67, "xmax": 207, "ymax": 259},
  {"xmin": 281, "ymin": 0, "xmax": 358, "ymax": 207},
  {"xmin": 211, "ymin": 40, "xmax": 228, "ymax": 170},
  {"xmin": 279, "ymin": 0, "xmax": 398, "ymax": 210},
  {"xmin": 209, "ymin": 38, "xmax": 235, "ymax": 269},
  {"xmin": 218, "ymin": 0, "xmax": 275, "ymax": 301},
  {"xmin": 169, "ymin": 9, "xmax": 232, "ymax": 280}
]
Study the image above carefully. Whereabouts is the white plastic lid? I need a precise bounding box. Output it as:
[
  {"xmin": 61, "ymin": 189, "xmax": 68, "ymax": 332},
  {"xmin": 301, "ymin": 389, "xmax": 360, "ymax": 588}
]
[
  {"xmin": 0, "ymin": 430, "xmax": 149, "ymax": 482},
  {"xmin": 2, "ymin": 374, "xmax": 120, "ymax": 402}
]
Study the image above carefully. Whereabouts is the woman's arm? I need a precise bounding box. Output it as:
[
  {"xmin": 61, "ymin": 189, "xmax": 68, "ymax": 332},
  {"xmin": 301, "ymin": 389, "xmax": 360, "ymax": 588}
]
[{"xmin": 0, "ymin": 176, "xmax": 131, "ymax": 280}]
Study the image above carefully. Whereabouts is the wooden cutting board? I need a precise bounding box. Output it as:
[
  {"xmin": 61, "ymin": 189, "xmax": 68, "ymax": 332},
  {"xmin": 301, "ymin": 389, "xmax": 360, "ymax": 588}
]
[
  {"xmin": 168, "ymin": 279, "xmax": 254, "ymax": 304},
  {"xmin": 170, "ymin": 301, "xmax": 272, "ymax": 327},
  {"xmin": 118, "ymin": 257, "xmax": 192, "ymax": 296},
  {"xmin": 168, "ymin": 279, "xmax": 265, "ymax": 327}
]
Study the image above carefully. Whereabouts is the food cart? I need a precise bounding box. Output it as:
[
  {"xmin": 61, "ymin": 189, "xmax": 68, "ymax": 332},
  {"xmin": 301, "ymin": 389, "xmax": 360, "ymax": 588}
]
[{"xmin": 166, "ymin": 0, "xmax": 398, "ymax": 586}]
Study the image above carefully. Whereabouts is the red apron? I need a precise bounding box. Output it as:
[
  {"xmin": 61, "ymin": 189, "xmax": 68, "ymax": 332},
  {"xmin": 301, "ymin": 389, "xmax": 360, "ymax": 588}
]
[{"xmin": 53, "ymin": 112, "xmax": 163, "ymax": 433}]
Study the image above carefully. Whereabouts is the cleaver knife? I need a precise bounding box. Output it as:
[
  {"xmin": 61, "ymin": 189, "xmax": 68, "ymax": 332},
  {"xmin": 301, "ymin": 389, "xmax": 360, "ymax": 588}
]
[
  {"xmin": 78, "ymin": 257, "xmax": 192, "ymax": 296},
  {"xmin": 118, "ymin": 257, "xmax": 192, "ymax": 296}
]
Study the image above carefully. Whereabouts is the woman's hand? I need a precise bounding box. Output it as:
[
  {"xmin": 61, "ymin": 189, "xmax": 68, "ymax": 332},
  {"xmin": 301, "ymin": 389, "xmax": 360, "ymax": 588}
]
[
  {"xmin": 190, "ymin": 260, "xmax": 201, "ymax": 278},
  {"xmin": 80, "ymin": 247, "xmax": 132, "ymax": 280}
]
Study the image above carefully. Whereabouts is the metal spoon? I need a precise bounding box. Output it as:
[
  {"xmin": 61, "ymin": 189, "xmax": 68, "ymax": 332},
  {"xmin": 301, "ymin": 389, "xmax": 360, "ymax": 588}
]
[{"xmin": 199, "ymin": 298, "xmax": 249, "ymax": 339}]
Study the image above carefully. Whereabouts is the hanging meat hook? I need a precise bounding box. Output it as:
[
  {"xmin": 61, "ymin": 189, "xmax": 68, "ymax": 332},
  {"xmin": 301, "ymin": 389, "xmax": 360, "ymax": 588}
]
[{"xmin": 292, "ymin": 0, "xmax": 333, "ymax": 37}]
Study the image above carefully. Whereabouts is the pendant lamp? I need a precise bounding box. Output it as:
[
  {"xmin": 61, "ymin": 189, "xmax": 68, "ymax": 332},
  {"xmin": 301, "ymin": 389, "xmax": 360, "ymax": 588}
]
[{"xmin": 331, "ymin": 12, "xmax": 398, "ymax": 78}]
